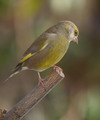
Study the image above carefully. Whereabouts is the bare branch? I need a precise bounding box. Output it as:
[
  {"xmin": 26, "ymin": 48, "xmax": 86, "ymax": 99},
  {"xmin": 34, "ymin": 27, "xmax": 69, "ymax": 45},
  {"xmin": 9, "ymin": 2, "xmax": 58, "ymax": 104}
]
[{"xmin": 3, "ymin": 69, "xmax": 65, "ymax": 120}]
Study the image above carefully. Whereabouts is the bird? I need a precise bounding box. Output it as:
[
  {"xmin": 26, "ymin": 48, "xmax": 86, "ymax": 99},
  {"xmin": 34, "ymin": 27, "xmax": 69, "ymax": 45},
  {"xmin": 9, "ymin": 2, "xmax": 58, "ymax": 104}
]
[{"xmin": 6, "ymin": 21, "xmax": 79, "ymax": 87}]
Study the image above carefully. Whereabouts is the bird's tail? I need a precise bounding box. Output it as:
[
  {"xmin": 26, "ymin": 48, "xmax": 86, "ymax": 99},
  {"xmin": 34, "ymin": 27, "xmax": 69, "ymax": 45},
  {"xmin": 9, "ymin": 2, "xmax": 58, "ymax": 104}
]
[
  {"xmin": 5, "ymin": 63, "xmax": 28, "ymax": 82},
  {"xmin": 10, "ymin": 66, "xmax": 22, "ymax": 78},
  {"xmin": 5, "ymin": 66, "xmax": 22, "ymax": 83}
]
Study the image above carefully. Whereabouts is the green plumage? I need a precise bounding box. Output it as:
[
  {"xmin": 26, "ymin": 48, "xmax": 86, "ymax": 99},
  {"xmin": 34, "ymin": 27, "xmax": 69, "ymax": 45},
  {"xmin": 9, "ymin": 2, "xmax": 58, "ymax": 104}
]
[{"xmin": 8, "ymin": 21, "xmax": 79, "ymax": 79}]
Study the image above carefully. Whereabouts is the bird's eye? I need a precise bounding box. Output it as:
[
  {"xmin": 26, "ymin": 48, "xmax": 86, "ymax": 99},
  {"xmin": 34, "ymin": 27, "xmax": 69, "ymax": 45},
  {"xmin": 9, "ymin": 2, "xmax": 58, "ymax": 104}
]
[{"xmin": 74, "ymin": 30, "xmax": 77, "ymax": 36}]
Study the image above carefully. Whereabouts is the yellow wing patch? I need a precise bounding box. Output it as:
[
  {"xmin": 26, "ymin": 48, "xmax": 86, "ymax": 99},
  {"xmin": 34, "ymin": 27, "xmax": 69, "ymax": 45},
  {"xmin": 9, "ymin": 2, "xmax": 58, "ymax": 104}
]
[
  {"xmin": 20, "ymin": 42, "xmax": 49, "ymax": 63},
  {"xmin": 20, "ymin": 53, "xmax": 33, "ymax": 63},
  {"xmin": 39, "ymin": 42, "xmax": 49, "ymax": 52}
]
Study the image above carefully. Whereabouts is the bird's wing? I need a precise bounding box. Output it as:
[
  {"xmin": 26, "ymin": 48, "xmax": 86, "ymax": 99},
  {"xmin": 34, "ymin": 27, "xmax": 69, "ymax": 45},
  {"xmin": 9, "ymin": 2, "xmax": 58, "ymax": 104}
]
[
  {"xmin": 6, "ymin": 35, "xmax": 49, "ymax": 81},
  {"xmin": 17, "ymin": 33, "xmax": 49, "ymax": 67}
]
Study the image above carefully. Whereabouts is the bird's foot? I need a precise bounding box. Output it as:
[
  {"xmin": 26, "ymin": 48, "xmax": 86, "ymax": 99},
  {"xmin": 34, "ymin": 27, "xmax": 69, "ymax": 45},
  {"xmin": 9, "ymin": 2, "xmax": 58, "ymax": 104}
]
[
  {"xmin": 38, "ymin": 78, "xmax": 45, "ymax": 88},
  {"xmin": 37, "ymin": 72, "xmax": 45, "ymax": 89},
  {"xmin": 53, "ymin": 65, "xmax": 64, "ymax": 77},
  {"xmin": 53, "ymin": 65, "xmax": 63, "ymax": 71}
]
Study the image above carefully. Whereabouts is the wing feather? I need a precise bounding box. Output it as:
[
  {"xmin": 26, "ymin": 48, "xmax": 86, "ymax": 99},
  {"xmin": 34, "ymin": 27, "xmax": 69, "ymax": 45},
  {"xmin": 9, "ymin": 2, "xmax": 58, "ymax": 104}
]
[
  {"xmin": 18, "ymin": 34, "xmax": 49, "ymax": 66},
  {"xmin": 20, "ymin": 42, "xmax": 49, "ymax": 63}
]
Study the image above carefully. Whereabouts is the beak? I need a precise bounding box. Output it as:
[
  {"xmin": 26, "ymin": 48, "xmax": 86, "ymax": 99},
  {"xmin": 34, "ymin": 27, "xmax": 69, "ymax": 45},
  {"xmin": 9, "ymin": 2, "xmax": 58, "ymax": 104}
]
[{"xmin": 72, "ymin": 36, "xmax": 78, "ymax": 44}]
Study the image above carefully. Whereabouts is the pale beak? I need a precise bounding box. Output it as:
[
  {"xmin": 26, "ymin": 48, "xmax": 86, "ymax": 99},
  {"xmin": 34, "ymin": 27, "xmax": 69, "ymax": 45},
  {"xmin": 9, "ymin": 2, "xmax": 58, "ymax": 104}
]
[{"xmin": 72, "ymin": 36, "xmax": 78, "ymax": 44}]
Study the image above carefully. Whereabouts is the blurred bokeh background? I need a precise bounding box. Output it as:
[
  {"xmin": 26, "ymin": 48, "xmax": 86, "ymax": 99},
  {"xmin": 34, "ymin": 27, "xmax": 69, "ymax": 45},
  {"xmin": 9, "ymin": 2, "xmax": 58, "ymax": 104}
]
[{"xmin": 0, "ymin": 0, "xmax": 100, "ymax": 120}]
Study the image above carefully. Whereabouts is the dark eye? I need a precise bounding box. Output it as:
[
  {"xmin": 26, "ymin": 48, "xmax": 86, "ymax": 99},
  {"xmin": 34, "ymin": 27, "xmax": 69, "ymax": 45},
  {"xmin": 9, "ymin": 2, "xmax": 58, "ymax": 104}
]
[{"xmin": 74, "ymin": 30, "xmax": 77, "ymax": 36}]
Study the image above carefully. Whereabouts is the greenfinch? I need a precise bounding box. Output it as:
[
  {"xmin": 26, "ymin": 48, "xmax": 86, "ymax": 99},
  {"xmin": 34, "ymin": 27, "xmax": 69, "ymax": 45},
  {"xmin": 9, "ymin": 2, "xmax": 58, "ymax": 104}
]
[{"xmin": 7, "ymin": 21, "xmax": 79, "ymax": 86}]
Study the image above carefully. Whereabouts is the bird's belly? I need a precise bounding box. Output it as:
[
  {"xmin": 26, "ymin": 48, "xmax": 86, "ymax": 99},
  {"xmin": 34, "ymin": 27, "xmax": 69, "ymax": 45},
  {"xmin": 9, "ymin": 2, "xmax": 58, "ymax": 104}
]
[{"xmin": 27, "ymin": 42, "xmax": 69, "ymax": 71}]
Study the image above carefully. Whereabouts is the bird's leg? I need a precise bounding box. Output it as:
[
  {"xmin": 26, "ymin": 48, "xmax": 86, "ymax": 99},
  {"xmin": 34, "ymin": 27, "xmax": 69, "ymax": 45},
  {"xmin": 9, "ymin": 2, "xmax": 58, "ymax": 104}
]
[
  {"xmin": 53, "ymin": 65, "xmax": 63, "ymax": 71},
  {"xmin": 37, "ymin": 72, "xmax": 45, "ymax": 87}
]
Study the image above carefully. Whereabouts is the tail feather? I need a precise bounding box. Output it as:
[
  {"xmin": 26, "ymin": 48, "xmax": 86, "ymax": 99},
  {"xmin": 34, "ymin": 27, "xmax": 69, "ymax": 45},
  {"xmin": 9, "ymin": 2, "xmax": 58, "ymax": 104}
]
[
  {"xmin": 9, "ymin": 66, "xmax": 22, "ymax": 78},
  {"xmin": 2, "ymin": 62, "xmax": 28, "ymax": 85},
  {"xmin": 5, "ymin": 66, "xmax": 22, "ymax": 82},
  {"xmin": 8, "ymin": 66, "xmax": 28, "ymax": 80},
  {"xmin": 6, "ymin": 62, "xmax": 26, "ymax": 80}
]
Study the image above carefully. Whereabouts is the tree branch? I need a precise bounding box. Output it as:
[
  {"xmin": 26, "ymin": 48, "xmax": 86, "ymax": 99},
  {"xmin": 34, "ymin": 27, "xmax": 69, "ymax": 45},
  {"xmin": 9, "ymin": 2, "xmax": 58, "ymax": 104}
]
[{"xmin": 3, "ymin": 69, "xmax": 65, "ymax": 120}]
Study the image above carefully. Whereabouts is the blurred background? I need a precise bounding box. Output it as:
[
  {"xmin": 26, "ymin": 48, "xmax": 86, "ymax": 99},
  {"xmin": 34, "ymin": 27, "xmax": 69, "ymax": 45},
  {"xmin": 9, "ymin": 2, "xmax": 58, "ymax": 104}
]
[{"xmin": 0, "ymin": 0, "xmax": 100, "ymax": 120}]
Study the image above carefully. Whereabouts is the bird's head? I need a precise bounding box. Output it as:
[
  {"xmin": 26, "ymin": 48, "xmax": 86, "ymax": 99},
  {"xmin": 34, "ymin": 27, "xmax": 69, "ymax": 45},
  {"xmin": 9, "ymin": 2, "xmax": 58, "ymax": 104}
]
[
  {"xmin": 59, "ymin": 21, "xmax": 79, "ymax": 44},
  {"xmin": 64, "ymin": 21, "xmax": 79, "ymax": 44}
]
